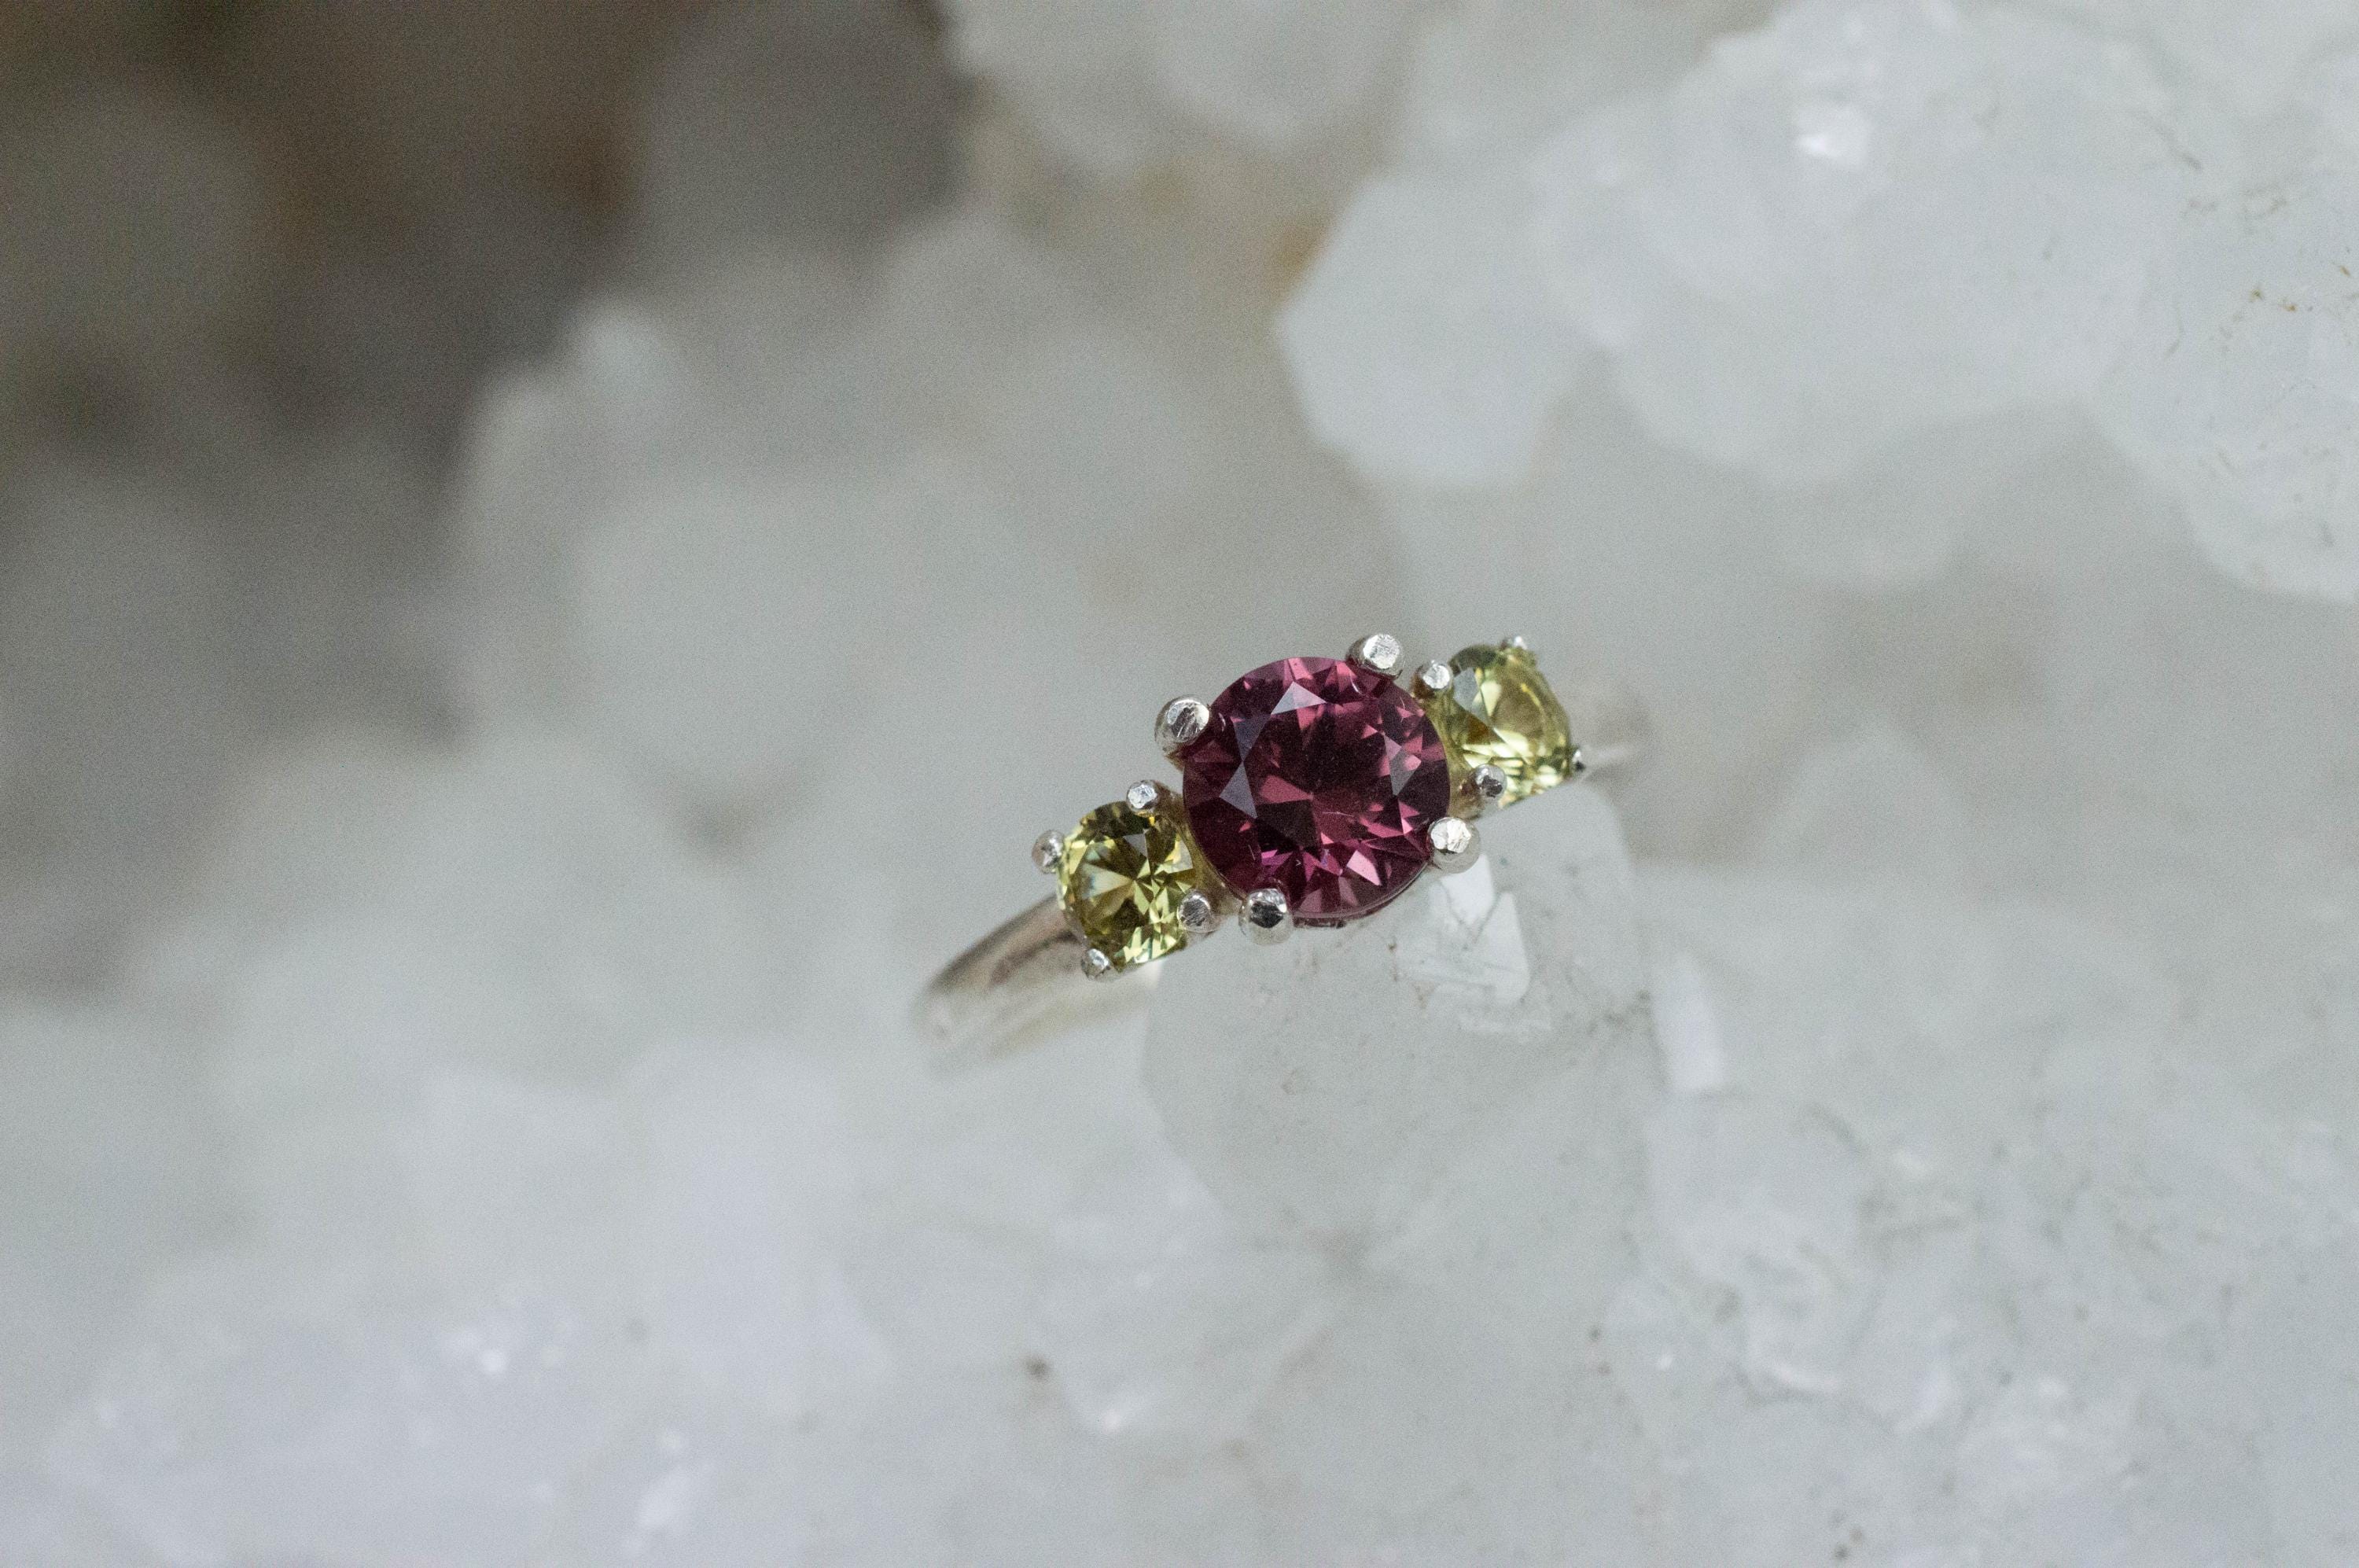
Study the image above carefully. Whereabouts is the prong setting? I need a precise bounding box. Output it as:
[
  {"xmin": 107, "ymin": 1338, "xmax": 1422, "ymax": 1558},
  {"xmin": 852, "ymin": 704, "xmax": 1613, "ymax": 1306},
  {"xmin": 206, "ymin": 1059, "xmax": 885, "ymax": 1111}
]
[
  {"xmin": 1428, "ymin": 816, "xmax": 1481, "ymax": 874},
  {"xmin": 991, "ymin": 630, "xmax": 1603, "ymax": 1007},
  {"xmin": 1347, "ymin": 632, "xmax": 1404, "ymax": 678},
  {"xmin": 1239, "ymin": 887, "xmax": 1294, "ymax": 944},
  {"xmin": 1469, "ymin": 764, "xmax": 1509, "ymax": 815},
  {"xmin": 1156, "ymin": 697, "xmax": 1211, "ymax": 756}
]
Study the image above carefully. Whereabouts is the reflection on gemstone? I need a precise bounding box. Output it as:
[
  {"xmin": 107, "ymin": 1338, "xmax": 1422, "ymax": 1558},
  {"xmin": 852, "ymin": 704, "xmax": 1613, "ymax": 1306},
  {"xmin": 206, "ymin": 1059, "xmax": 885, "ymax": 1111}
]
[
  {"xmin": 1428, "ymin": 642, "xmax": 1576, "ymax": 806},
  {"xmin": 1177, "ymin": 656, "xmax": 1451, "ymax": 922},
  {"xmin": 1057, "ymin": 797, "xmax": 1202, "ymax": 970}
]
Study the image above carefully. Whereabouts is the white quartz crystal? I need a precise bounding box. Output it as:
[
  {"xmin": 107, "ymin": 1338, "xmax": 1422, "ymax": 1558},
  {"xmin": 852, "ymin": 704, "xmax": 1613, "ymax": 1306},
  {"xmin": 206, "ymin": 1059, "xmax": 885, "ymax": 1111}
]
[
  {"xmin": 946, "ymin": 0, "xmax": 1416, "ymax": 169},
  {"xmin": 1146, "ymin": 0, "xmax": 1422, "ymax": 152},
  {"xmin": 1144, "ymin": 784, "xmax": 1651, "ymax": 1243},
  {"xmin": 1529, "ymin": 0, "xmax": 2231, "ymax": 483},
  {"xmin": 1281, "ymin": 170, "xmax": 1588, "ymax": 486},
  {"xmin": 1277, "ymin": 0, "xmax": 2359, "ymax": 597},
  {"xmin": 0, "ymin": 1009, "xmax": 226, "ymax": 1471},
  {"xmin": 2047, "ymin": 0, "xmax": 2359, "ymax": 112},
  {"xmin": 13, "ymin": 0, "xmax": 2359, "ymax": 1559},
  {"xmin": 2096, "ymin": 168, "xmax": 2359, "ymax": 596}
]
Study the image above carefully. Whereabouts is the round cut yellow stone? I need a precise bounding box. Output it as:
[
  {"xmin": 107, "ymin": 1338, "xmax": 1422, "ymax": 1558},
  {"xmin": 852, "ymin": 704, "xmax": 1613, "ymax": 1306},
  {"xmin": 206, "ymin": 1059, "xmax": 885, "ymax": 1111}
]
[
  {"xmin": 1429, "ymin": 642, "xmax": 1576, "ymax": 805},
  {"xmin": 1057, "ymin": 797, "xmax": 1201, "ymax": 971}
]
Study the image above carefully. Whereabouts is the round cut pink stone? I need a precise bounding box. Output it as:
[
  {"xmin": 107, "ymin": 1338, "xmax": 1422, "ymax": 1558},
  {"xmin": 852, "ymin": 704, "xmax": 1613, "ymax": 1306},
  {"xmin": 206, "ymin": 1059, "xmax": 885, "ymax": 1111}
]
[{"xmin": 1178, "ymin": 656, "xmax": 1452, "ymax": 923}]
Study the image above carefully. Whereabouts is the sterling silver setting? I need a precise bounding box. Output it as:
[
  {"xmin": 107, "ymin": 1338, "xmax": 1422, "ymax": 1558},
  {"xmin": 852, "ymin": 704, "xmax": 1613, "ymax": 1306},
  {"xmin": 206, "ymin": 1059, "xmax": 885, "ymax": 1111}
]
[
  {"xmin": 1240, "ymin": 886, "xmax": 1294, "ymax": 944},
  {"xmin": 1467, "ymin": 764, "xmax": 1509, "ymax": 815},
  {"xmin": 919, "ymin": 630, "xmax": 1647, "ymax": 1065},
  {"xmin": 1155, "ymin": 696, "xmax": 1210, "ymax": 756},
  {"xmin": 1346, "ymin": 631, "xmax": 1404, "ymax": 677},
  {"xmin": 1428, "ymin": 815, "xmax": 1481, "ymax": 872}
]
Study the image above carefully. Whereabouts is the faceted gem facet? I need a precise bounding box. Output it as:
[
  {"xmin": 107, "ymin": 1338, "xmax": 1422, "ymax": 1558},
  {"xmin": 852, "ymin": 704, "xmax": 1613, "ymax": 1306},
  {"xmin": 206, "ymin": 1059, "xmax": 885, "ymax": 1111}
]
[
  {"xmin": 1178, "ymin": 656, "xmax": 1452, "ymax": 923},
  {"xmin": 1426, "ymin": 642, "xmax": 1576, "ymax": 805},
  {"xmin": 1056, "ymin": 797, "xmax": 1202, "ymax": 970}
]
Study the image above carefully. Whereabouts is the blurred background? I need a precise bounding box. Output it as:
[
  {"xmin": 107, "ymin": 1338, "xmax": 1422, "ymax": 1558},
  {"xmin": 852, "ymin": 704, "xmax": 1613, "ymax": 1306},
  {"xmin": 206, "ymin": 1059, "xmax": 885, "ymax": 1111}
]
[
  {"xmin": 0, "ymin": 0, "xmax": 956, "ymax": 981},
  {"xmin": 9, "ymin": 0, "xmax": 2359, "ymax": 1561}
]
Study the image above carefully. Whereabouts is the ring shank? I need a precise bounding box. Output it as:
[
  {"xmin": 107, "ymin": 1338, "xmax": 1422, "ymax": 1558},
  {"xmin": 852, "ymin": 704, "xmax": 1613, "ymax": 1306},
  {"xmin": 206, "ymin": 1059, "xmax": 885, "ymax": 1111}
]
[{"xmin": 917, "ymin": 896, "xmax": 1154, "ymax": 1066}]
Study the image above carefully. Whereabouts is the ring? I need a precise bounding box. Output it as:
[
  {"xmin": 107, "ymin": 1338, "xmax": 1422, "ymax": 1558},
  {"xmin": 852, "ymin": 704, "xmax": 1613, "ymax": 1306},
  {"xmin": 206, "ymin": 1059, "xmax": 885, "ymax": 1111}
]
[{"xmin": 920, "ymin": 633, "xmax": 1643, "ymax": 1060}]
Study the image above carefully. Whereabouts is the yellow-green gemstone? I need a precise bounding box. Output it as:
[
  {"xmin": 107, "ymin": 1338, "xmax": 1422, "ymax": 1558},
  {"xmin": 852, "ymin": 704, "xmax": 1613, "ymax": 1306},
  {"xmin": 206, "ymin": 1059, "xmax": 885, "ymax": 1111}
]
[
  {"xmin": 1428, "ymin": 642, "xmax": 1576, "ymax": 805},
  {"xmin": 1057, "ymin": 799, "xmax": 1200, "ymax": 971}
]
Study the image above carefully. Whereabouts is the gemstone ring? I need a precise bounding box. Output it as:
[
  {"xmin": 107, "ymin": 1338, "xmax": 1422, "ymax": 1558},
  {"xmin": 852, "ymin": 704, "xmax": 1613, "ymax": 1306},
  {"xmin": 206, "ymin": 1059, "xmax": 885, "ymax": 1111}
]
[{"xmin": 920, "ymin": 634, "xmax": 1641, "ymax": 1060}]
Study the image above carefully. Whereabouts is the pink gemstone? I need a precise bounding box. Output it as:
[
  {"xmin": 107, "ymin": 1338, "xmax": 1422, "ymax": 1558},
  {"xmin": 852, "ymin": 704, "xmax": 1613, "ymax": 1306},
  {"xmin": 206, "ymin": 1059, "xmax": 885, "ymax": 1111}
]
[{"xmin": 1179, "ymin": 656, "xmax": 1452, "ymax": 923}]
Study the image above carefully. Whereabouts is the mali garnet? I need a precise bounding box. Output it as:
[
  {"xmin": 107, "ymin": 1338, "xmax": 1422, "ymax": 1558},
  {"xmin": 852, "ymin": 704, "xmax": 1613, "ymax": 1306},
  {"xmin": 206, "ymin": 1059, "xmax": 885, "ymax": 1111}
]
[{"xmin": 1177, "ymin": 656, "xmax": 1452, "ymax": 923}]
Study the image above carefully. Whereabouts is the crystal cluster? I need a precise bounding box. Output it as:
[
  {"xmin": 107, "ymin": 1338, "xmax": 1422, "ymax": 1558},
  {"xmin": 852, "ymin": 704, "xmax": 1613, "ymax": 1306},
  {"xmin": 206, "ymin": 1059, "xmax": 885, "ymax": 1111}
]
[
  {"xmin": 1285, "ymin": 0, "xmax": 2359, "ymax": 597},
  {"xmin": 6, "ymin": 0, "xmax": 2359, "ymax": 1562}
]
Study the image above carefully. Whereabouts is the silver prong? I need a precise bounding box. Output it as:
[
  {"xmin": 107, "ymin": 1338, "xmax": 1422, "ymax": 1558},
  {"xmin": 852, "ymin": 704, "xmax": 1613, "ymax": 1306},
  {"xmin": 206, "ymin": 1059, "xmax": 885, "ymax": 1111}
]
[
  {"xmin": 1347, "ymin": 633, "xmax": 1404, "ymax": 677},
  {"xmin": 1156, "ymin": 697, "xmax": 1211, "ymax": 755},
  {"xmin": 1500, "ymin": 634, "xmax": 1533, "ymax": 656},
  {"xmin": 1568, "ymin": 744, "xmax": 1588, "ymax": 778},
  {"xmin": 1032, "ymin": 830, "xmax": 1065, "ymax": 873},
  {"xmin": 1126, "ymin": 778, "xmax": 1164, "ymax": 813},
  {"xmin": 1239, "ymin": 887, "xmax": 1293, "ymax": 944},
  {"xmin": 1428, "ymin": 816, "xmax": 1481, "ymax": 874},
  {"xmin": 1411, "ymin": 659, "xmax": 1453, "ymax": 699},
  {"xmin": 1469, "ymin": 764, "xmax": 1509, "ymax": 815},
  {"xmin": 1082, "ymin": 948, "xmax": 1117, "ymax": 981},
  {"xmin": 1178, "ymin": 890, "xmax": 1217, "ymax": 938}
]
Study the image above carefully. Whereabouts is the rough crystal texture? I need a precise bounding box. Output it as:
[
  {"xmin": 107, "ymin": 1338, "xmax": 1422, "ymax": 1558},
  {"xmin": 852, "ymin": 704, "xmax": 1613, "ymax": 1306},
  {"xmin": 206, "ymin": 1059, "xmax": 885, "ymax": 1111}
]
[
  {"xmin": 2094, "ymin": 170, "xmax": 2359, "ymax": 596},
  {"xmin": 2047, "ymin": 0, "xmax": 2359, "ymax": 112},
  {"xmin": 1280, "ymin": 171, "xmax": 1585, "ymax": 486},
  {"xmin": 1146, "ymin": 784, "xmax": 1649, "ymax": 1242},
  {"xmin": 1057, "ymin": 797, "xmax": 1201, "ymax": 970},
  {"xmin": 1526, "ymin": 0, "xmax": 2229, "ymax": 484},
  {"xmin": 1178, "ymin": 656, "xmax": 1452, "ymax": 922},
  {"xmin": 17, "ymin": 3, "xmax": 2359, "ymax": 1562},
  {"xmin": 1426, "ymin": 642, "xmax": 1577, "ymax": 804},
  {"xmin": 1268, "ymin": 0, "xmax": 2359, "ymax": 602}
]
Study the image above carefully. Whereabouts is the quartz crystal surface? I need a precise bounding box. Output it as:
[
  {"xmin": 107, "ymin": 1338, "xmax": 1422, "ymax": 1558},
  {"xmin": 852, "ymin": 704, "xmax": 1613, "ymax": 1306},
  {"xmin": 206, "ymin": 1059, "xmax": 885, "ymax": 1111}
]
[
  {"xmin": 1426, "ymin": 641, "xmax": 1578, "ymax": 804},
  {"xmin": 1146, "ymin": 783, "xmax": 1649, "ymax": 1243},
  {"xmin": 11, "ymin": 0, "xmax": 2359, "ymax": 1562}
]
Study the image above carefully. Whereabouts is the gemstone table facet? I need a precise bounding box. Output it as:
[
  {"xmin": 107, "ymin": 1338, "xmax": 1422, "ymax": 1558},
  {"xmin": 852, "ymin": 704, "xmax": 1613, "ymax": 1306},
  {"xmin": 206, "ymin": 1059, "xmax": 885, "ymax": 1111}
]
[{"xmin": 1178, "ymin": 656, "xmax": 1452, "ymax": 923}]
